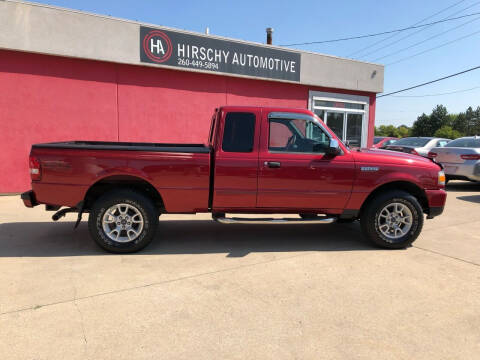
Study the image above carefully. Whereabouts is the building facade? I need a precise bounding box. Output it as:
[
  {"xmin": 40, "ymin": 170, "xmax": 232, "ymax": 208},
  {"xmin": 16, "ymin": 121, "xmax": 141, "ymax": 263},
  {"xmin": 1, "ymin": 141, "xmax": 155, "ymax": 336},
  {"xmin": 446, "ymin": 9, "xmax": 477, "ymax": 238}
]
[{"xmin": 0, "ymin": 0, "xmax": 384, "ymax": 193}]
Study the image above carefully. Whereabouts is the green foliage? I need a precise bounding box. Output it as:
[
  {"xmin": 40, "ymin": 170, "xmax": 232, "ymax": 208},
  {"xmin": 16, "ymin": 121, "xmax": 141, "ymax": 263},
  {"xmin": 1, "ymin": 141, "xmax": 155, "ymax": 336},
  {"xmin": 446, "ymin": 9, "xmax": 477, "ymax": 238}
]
[
  {"xmin": 382, "ymin": 104, "xmax": 480, "ymax": 139},
  {"xmin": 397, "ymin": 125, "xmax": 411, "ymax": 138},
  {"xmin": 411, "ymin": 113, "xmax": 430, "ymax": 137},
  {"xmin": 434, "ymin": 126, "xmax": 462, "ymax": 140},
  {"xmin": 374, "ymin": 124, "xmax": 411, "ymax": 138}
]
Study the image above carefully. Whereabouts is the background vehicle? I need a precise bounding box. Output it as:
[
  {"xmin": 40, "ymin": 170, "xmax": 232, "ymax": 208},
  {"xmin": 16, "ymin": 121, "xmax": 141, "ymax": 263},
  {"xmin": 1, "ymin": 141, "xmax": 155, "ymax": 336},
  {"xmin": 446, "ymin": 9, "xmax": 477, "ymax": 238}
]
[
  {"xmin": 384, "ymin": 137, "xmax": 450, "ymax": 157},
  {"xmin": 22, "ymin": 106, "xmax": 447, "ymax": 253},
  {"xmin": 429, "ymin": 136, "xmax": 480, "ymax": 182},
  {"xmin": 373, "ymin": 136, "xmax": 398, "ymax": 149}
]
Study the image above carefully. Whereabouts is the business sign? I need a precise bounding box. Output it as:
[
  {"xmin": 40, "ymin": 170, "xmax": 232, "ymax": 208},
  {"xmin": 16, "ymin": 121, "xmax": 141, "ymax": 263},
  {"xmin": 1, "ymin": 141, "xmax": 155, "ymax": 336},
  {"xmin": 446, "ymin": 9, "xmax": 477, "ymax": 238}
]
[{"xmin": 140, "ymin": 26, "xmax": 301, "ymax": 82}]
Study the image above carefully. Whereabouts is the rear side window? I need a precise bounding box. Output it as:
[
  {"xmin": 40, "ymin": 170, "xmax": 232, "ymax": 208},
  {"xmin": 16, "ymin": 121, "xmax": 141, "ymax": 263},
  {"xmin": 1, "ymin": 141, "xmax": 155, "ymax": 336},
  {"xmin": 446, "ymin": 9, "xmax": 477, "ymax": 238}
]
[
  {"xmin": 445, "ymin": 138, "xmax": 480, "ymax": 148},
  {"xmin": 222, "ymin": 112, "xmax": 255, "ymax": 152}
]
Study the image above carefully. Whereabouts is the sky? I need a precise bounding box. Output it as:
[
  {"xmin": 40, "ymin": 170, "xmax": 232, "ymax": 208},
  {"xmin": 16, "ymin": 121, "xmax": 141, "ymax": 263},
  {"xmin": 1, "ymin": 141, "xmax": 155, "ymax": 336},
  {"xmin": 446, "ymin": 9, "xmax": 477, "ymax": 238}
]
[{"xmin": 30, "ymin": 0, "xmax": 480, "ymax": 127}]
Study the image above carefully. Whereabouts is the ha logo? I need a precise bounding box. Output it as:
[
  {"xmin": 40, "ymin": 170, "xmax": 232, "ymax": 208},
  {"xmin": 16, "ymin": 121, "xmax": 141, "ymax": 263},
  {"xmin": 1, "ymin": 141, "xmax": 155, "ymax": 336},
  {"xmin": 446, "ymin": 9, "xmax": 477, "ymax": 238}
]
[{"xmin": 142, "ymin": 30, "xmax": 173, "ymax": 63}]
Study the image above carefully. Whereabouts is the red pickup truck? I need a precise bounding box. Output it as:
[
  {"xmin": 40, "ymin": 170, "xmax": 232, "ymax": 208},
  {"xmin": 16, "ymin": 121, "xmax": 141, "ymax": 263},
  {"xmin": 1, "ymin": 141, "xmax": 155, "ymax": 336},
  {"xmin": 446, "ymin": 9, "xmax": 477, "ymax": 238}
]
[{"xmin": 22, "ymin": 106, "xmax": 447, "ymax": 253}]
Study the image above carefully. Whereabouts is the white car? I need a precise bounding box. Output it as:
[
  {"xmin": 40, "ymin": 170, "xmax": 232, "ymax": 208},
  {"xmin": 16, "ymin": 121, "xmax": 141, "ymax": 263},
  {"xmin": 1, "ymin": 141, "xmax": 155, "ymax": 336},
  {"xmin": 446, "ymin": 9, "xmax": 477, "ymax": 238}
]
[
  {"xmin": 384, "ymin": 137, "xmax": 450, "ymax": 157},
  {"xmin": 429, "ymin": 136, "xmax": 480, "ymax": 182}
]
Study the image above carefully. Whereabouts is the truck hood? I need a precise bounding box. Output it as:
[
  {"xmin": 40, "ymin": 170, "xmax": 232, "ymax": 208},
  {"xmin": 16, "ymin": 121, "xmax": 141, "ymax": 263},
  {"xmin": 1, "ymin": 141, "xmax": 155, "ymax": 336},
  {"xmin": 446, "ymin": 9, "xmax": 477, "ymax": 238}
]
[{"xmin": 352, "ymin": 148, "xmax": 437, "ymax": 168}]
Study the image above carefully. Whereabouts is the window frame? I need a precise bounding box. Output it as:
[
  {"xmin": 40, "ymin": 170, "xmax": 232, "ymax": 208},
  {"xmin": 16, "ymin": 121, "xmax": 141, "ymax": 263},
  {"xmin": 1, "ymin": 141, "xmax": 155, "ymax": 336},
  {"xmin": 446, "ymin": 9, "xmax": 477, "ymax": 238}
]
[
  {"xmin": 221, "ymin": 112, "xmax": 256, "ymax": 153},
  {"xmin": 309, "ymin": 91, "xmax": 369, "ymax": 148},
  {"xmin": 267, "ymin": 112, "xmax": 333, "ymax": 155}
]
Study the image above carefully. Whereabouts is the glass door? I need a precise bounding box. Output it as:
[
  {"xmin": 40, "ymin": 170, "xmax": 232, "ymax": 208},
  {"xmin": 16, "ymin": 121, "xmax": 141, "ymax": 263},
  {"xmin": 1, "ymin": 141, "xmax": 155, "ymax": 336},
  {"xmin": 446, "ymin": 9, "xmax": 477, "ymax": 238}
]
[
  {"xmin": 346, "ymin": 113, "xmax": 363, "ymax": 148},
  {"xmin": 325, "ymin": 111, "xmax": 345, "ymax": 141},
  {"xmin": 310, "ymin": 93, "xmax": 368, "ymax": 147}
]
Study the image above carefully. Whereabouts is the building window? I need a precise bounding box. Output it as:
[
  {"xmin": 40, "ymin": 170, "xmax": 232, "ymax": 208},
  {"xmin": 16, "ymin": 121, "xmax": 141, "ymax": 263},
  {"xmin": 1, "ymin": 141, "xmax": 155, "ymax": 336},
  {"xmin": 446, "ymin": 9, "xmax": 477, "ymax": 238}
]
[{"xmin": 309, "ymin": 91, "xmax": 369, "ymax": 148}]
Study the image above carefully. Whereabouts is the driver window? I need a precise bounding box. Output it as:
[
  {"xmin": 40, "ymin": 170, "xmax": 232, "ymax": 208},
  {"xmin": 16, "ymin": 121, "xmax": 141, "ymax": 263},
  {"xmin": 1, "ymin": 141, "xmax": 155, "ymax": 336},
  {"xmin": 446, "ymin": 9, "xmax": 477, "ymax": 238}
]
[{"xmin": 269, "ymin": 118, "xmax": 330, "ymax": 153}]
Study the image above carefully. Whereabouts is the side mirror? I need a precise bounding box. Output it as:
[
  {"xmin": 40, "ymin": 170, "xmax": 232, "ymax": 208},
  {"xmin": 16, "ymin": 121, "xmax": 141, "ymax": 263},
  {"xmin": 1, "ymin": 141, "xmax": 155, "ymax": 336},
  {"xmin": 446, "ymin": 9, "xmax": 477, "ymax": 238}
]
[{"xmin": 326, "ymin": 139, "xmax": 341, "ymax": 156}]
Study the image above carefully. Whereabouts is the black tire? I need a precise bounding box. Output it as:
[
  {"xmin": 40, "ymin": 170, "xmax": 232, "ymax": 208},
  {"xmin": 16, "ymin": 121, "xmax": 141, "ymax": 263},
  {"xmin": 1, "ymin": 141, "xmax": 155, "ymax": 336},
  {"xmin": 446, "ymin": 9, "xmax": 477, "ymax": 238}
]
[
  {"xmin": 88, "ymin": 189, "xmax": 159, "ymax": 253},
  {"xmin": 360, "ymin": 190, "xmax": 423, "ymax": 249}
]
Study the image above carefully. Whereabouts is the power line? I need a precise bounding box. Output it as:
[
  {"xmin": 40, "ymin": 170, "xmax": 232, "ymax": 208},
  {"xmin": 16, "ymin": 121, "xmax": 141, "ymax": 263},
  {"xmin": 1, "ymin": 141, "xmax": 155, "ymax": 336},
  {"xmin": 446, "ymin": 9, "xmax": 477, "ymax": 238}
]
[
  {"xmin": 371, "ymin": 14, "xmax": 480, "ymax": 62},
  {"xmin": 385, "ymin": 28, "xmax": 480, "ymax": 66},
  {"xmin": 278, "ymin": 11, "xmax": 480, "ymax": 47},
  {"xmin": 360, "ymin": 1, "xmax": 480, "ymax": 60},
  {"xmin": 377, "ymin": 65, "xmax": 480, "ymax": 98},
  {"xmin": 391, "ymin": 86, "xmax": 480, "ymax": 97},
  {"xmin": 347, "ymin": 0, "xmax": 469, "ymax": 57}
]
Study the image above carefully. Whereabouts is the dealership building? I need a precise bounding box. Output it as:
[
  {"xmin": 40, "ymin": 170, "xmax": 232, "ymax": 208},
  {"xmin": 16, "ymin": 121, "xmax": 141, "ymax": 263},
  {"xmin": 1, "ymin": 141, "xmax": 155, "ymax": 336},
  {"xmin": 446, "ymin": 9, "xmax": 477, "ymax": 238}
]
[{"xmin": 0, "ymin": 0, "xmax": 384, "ymax": 193}]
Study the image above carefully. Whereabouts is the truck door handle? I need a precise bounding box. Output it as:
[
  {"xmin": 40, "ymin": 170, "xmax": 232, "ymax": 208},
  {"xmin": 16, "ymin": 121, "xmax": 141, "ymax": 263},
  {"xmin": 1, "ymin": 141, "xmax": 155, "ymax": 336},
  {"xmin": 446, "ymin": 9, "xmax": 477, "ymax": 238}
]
[{"xmin": 265, "ymin": 161, "xmax": 281, "ymax": 168}]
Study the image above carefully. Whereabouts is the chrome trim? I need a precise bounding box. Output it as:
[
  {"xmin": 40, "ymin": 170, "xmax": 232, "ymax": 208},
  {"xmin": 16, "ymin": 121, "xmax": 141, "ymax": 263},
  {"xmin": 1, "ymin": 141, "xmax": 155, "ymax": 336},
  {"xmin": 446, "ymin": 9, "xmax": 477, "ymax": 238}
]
[{"xmin": 213, "ymin": 216, "xmax": 337, "ymax": 225}]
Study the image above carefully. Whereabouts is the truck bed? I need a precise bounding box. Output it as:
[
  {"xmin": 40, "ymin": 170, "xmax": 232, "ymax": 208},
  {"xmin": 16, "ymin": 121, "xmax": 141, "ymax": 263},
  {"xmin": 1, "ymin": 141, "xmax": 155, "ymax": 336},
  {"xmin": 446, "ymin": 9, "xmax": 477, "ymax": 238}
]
[{"xmin": 33, "ymin": 141, "xmax": 211, "ymax": 153}]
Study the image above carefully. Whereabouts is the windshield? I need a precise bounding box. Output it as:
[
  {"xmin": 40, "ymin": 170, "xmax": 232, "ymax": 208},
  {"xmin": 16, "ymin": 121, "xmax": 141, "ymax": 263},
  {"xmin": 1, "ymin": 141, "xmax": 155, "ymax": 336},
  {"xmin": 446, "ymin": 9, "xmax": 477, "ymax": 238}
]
[
  {"xmin": 445, "ymin": 138, "xmax": 480, "ymax": 148},
  {"xmin": 373, "ymin": 137, "xmax": 383, "ymax": 144},
  {"xmin": 393, "ymin": 138, "xmax": 430, "ymax": 147}
]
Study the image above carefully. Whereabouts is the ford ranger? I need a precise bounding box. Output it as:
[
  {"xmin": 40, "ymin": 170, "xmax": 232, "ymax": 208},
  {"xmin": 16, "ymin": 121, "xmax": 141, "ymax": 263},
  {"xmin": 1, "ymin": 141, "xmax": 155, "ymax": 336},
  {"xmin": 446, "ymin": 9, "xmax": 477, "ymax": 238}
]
[{"xmin": 22, "ymin": 106, "xmax": 447, "ymax": 253}]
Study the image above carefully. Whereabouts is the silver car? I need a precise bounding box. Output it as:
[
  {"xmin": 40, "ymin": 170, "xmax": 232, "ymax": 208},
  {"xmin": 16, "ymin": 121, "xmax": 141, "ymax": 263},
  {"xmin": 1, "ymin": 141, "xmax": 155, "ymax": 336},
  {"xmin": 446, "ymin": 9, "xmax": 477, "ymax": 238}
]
[
  {"xmin": 384, "ymin": 137, "xmax": 451, "ymax": 157},
  {"xmin": 429, "ymin": 136, "xmax": 480, "ymax": 182}
]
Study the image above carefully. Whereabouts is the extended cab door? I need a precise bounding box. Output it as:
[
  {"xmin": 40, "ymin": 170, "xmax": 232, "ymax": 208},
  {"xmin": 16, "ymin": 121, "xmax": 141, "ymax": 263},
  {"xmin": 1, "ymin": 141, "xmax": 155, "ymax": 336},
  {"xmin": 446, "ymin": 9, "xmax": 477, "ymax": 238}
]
[
  {"xmin": 212, "ymin": 108, "xmax": 261, "ymax": 210},
  {"xmin": 257, "ymin": 111, "xmax": 355, "ymax": 212}
]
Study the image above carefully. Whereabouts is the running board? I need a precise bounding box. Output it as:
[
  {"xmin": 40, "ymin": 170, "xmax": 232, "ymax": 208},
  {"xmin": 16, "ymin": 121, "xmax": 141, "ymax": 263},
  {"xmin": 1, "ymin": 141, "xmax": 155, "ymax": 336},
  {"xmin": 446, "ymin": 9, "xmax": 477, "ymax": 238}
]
[{"xmin": 213, "ymin": 216, "xmax": 337, "ymax": 225}]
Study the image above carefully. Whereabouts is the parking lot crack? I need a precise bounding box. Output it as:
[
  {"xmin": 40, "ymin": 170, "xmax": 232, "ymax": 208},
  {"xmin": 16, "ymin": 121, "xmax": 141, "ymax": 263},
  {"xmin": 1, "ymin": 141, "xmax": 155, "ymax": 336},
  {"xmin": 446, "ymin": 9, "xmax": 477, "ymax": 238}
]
[
  {"xmin": 0, "ymin": 252, "xmax": 312, "ymax": 317},
  {"xmin": 70, "ymin": 258, "xmax": 88, "ymax": 355},
  {"xmin": 413, "ymin": 245, "xmax": 480, "ymax": 267}
]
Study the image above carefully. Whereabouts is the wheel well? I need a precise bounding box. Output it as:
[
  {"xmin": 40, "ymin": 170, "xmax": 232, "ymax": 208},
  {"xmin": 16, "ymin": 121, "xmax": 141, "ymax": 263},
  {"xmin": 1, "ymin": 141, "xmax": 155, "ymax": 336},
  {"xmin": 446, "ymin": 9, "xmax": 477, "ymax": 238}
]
[
  {"xmin": 359, "ymin": 181, "xmax": 428, "ymax": 218},
  {"xmin": 83, "ymin": 175, "xmax": 164, "ymax": 211}
]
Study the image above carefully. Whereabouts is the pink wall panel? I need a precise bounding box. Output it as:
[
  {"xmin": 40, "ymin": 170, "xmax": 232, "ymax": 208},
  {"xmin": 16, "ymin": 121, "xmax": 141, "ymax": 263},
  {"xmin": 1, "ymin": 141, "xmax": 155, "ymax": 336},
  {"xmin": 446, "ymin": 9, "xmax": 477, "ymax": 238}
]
[
  {"xmin": 0, "ymin": 50, "xmax": 118, "ymax": 193},
  {"xmin": 226, "ymin": 77, "xmax": 307, "ymax": 108},
  {"xmin": 117, "ymin": 65, "xmax": 227, "ymax": 144}
]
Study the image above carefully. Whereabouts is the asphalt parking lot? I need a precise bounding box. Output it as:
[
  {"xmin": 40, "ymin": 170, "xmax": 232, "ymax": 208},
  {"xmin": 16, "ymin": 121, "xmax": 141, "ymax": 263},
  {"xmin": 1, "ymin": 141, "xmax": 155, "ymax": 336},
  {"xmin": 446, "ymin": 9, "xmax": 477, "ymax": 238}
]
[{"xmin": 1, "ymin": 181, "xmax": 479, "ymax": 359}]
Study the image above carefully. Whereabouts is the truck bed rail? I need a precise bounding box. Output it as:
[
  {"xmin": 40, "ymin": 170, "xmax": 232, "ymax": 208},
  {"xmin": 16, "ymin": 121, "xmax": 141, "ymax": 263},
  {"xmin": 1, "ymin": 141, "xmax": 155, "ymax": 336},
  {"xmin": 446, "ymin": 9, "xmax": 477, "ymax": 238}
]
[{"xmin": 33, "ymin": 141, "xmax": 210, "ymax": 153}]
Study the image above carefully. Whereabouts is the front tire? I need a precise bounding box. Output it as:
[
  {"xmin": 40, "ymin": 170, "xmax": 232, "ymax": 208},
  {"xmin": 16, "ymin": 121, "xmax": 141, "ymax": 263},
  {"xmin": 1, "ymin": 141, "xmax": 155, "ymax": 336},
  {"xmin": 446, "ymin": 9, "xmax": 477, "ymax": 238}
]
[
  {"xmin": 88, "ymin": 189, "xmax": 159, "ymax": 253},
  {"xmin": 360, "ymin": 190, "xmax": 423, "ymax": 249}
]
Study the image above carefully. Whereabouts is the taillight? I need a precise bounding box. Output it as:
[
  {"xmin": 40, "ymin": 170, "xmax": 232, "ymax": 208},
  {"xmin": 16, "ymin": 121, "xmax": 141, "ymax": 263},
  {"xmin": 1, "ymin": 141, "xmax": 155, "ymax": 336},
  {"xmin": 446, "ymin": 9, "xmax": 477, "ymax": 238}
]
[
  {"xmin": 29, "ymin": 155, "xmax": 41, "ymax": 181},
  {"xmin": 411, "ymin": 149, "xmax": 419, "ymax": 155},
  {"xmin": 460, "ymin": 154, "xmax": 480, "ymax": 160},
  {"xmin": 428, "ymin": 151, "xmax": 437, "ymax": 158}
]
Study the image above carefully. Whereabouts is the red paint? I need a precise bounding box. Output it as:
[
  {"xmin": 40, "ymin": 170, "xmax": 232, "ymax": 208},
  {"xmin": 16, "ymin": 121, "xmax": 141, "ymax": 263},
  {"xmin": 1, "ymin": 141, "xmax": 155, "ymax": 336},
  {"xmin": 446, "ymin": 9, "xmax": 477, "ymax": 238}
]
[
  {"xmin": 26, "ymin": 106, "xmax": 446, "ymax": 218},
  {"xmin": 372, "ymin": 137, "xmax": 398, "ymax": 149},
  {"xmin": 1, "ymin": 49, "xmax": 376, "ymax": 193},
  {"xmin": 256, "ymin": 108, "xmax": 355, "ymax": 211},
  {"xmin": 212, "ymin": 107, "xmax": 263, "ymax": 208}
]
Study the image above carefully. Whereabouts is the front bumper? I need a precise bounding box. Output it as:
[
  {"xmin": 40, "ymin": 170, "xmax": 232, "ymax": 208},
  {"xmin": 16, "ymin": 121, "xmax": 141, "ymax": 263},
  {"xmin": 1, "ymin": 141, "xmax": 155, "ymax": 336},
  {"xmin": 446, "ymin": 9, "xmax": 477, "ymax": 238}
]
[
  {"xmin": 425, "ymin": 189, "xmax": 447, "ymax": 219},
  {"xmin": 21, "ymin": 190, "xmax": 38, "ymax": 208}
]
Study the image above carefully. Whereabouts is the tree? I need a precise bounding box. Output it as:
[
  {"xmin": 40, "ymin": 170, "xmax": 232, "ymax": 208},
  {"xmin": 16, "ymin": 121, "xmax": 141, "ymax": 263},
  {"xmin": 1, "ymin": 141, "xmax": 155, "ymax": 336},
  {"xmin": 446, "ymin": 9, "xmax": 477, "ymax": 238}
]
[
  {"xmin": 452, "ymin": 112, "xmax": 468, "ymax": 134},
  {"xmin": 411, "ymin": 113, "xmax": 430, "ymax": 136},
  {"xmin": 397, "ymin": 125, "xmax": 410, "ymax": 138},
  {"xmin": 430, "ymin": 104, "xmax": 450, "ymax": 129},
  {"xmin": 434, "ymin": 125, "xmax": 462, "ymax": 139},
  {"xmin": 375, "ymin": 124, "xmax": 411, "ymax": 138},
  {"xmin": 465, "ymin": 106, "xmax": 475, "ymax": 135},
  {"xmin": 411, "ymin": 105, "xmax": 451, "ymax": 136},
  {"xmin": 472, "ymin": 106, "xmax": 480, "ymax": 136}
]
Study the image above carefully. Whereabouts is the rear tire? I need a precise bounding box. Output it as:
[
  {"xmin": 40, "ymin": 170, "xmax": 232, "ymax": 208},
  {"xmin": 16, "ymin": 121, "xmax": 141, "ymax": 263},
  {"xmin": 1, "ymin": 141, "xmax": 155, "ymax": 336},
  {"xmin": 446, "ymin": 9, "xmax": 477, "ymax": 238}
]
[
  {"xmin": 360, "ymin": 190, "xmax": 423, "ymax": 249},
  {"xmin": 88, "ymin": 189, "xmax": 159, "ymax": 253}
]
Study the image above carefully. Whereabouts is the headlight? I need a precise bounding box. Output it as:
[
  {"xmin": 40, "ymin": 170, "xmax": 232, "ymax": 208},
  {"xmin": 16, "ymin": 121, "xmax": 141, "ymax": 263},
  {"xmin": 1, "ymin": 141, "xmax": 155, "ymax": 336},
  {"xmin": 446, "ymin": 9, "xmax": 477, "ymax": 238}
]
[{"xmin": 438, "ymin": 170, "xmax": 446, "ymax": 186}]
